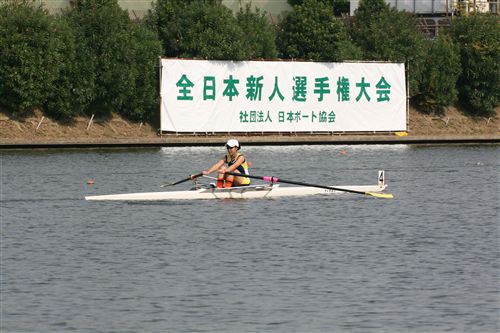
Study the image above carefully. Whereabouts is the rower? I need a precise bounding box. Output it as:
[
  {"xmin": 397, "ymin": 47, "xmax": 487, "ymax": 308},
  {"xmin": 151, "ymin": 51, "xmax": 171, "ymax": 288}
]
[{"xmin": 199, "ymin": 139, "xmax": 251, "ymax": 188}]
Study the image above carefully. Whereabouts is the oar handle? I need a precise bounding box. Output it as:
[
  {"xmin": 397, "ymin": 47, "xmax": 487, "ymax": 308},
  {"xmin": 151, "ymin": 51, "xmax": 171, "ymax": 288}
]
[{"xmin": 263, "ymin": 176, "xmax": 279, "ymax": 183}]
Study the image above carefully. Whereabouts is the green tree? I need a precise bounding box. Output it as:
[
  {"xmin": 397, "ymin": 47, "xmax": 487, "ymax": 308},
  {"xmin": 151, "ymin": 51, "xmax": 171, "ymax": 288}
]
[
  {"xmin": 415, "ymin": 34, "xmax": 461, "ymax": 114},
  {"xmin": 451, "ymin": 14, "xmax": 499, "ymax": 116},
  {"xmin": 349, "ymin": 0, "xmax": 426, "ymax": 96},
  {"xmin": 65, "ymin": 0, "xmax": 131, "ymax": 117},
  {"xmin": 236, "ymin": 4, "xmax": 277, "ymax": 59},
  {"xmin": 332, "ymin": 0, "xmax": 350, "ymax": 16},
  {"xmin": 147, "ymin": 0, "xmax": 245, "ymax": 60},
  {"xmin": 0, "ymin": 1, "xmax": 63, "ymax": 116},
  {"xmin": 65, "ymin": 0, "xmax": 162, "ymax": 120},
  {"xmin": 277, "ymin": 0, "xmax": 361, "ymax": 61},
  {"xmin": 287, "ymin": 0, "xmax": 349, "ymax": 16},
  {"xmin": 120, "ymin": 22, "xmax": 163, "ymax": 121},
  {"xmin": 44, "ymin": 15, "xmax": 96, "ymax": 119}
]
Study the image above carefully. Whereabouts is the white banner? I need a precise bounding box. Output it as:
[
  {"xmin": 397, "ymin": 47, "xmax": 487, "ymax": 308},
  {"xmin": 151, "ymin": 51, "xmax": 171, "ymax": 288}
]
[{"xmin": 160, "ymin": 59, "xmax": 406, "ymax": 133}]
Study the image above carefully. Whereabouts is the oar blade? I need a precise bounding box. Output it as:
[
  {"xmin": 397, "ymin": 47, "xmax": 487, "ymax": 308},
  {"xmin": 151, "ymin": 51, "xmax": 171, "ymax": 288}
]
[{"xmin": 365, "ymin": 192, "xmax": 394, "ymax": 199}]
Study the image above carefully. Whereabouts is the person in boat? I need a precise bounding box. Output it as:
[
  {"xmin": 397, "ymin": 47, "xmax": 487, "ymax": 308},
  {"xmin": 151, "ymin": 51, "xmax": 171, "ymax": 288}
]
[{"xmin": 200, "ymin": 139, "xmax": 251, "ymax": 188}]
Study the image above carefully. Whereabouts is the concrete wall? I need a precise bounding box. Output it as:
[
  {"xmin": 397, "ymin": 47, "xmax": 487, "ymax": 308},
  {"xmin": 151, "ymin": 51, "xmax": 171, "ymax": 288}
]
[
  {"xmin": 38, "ymin": 0, "xmax": 292, "ymax": 19},
  {"xmin": 38, "ymin": 0, "xmax": 156, "ymax": 17}
]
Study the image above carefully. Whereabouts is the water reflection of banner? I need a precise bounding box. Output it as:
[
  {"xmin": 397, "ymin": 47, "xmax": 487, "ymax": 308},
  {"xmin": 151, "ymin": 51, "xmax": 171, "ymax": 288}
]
[{"xmin": 160, "ymin": 59, "xmax": 406, "ymax": 133}]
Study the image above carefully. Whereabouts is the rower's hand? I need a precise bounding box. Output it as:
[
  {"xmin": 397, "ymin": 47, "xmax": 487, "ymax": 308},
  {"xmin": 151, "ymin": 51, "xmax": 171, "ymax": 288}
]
[{"xmin": 202, "ymin": 170, "xmax": 210, "ymax": 175}]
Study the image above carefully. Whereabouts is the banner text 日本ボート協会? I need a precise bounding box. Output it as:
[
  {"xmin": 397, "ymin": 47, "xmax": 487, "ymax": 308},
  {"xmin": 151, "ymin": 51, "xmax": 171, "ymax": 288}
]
[{"xmin": 160, "ymin": 59, "xmax": 406, "ymax": 133}]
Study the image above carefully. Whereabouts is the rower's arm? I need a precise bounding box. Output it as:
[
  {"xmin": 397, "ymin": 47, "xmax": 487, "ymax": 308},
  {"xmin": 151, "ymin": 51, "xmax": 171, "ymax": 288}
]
[{"xmin": 204, "ymin": 159, "xmax": 225, "ymax": 174}]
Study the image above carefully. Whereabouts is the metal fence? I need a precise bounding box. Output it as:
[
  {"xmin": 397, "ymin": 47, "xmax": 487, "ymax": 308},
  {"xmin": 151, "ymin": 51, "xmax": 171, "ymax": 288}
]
[{"xmin": 350, "ymin": 0, "xmax": 500, "ymax": 16}]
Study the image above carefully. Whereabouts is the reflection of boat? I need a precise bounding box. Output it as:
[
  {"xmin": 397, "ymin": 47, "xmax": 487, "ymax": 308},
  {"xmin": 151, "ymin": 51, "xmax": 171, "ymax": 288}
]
[{"xmin": 85, "ymin": 171, "xmax": 391, "ymax": 201}]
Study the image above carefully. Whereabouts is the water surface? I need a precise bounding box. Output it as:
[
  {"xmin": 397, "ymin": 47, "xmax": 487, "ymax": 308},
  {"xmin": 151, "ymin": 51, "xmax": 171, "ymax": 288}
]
[{"xmin": 1, "ymin": 144, "xmax": 499, "ymax": 332}]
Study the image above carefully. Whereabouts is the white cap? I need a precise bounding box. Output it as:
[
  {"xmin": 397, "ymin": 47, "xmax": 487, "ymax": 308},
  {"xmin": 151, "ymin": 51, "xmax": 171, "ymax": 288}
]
[{"xmin": 225, "ymin": 139, "xmax": 240, "ymax": 148}]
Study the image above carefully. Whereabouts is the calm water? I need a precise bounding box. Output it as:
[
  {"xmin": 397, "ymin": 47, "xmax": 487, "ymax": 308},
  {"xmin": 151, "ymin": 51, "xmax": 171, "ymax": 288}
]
[{"xmin": 1, "ymin": 144, "xmax": 499, "ymax": 333}]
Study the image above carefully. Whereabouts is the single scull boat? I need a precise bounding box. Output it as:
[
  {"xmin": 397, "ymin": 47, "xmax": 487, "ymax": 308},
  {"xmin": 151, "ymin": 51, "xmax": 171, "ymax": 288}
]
[{"xmin": 85, "ymin": 171, "xmax": 391, "ymax": 201}]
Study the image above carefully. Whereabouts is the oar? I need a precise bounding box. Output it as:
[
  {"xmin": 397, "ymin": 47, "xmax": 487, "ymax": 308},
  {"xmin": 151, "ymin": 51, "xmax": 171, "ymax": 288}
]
[
  {"xmin": 160, "ymin": 173, "xmax": 203, "ymax": 187},
  {"xmin": 224, "ymin": 171, "xmax": 393, "ymax": 199}
]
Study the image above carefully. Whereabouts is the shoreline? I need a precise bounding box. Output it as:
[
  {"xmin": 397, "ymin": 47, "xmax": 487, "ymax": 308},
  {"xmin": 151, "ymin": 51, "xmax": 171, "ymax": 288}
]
[
  {"xmin": 1, "ymin": 107, "xmax": 499, "ymax": 149},
  {"xmin": 1, "ymin": 134, "xmax": 499, "ymax": 149}
]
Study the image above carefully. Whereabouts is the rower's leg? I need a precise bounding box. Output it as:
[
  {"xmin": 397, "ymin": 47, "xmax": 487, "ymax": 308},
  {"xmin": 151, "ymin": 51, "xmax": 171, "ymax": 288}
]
[
  {"xmin": 217, "ymin": 173, "xmax": 224, "ymax": 188},
  {"xmin": 224, "ymin": 174, "xmax": 234, "ymax": 188}
]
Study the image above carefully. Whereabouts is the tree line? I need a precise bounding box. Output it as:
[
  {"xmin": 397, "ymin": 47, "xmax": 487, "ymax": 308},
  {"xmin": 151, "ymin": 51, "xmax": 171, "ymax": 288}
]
[{"xmin": 0, "ymin": 0, "xmax": 498, "ymax": 123}]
